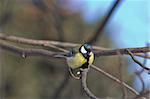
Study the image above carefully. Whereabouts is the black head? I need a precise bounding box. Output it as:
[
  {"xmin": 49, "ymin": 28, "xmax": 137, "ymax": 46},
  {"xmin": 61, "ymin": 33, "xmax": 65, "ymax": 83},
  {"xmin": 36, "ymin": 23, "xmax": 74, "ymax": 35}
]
[
  {"xmin": 79, "ymin": 43, "xmax": 93, "ymax": 57},
  {"xmin": 83, "ymin": 43, "xmax": 92, "ymax": 52}
]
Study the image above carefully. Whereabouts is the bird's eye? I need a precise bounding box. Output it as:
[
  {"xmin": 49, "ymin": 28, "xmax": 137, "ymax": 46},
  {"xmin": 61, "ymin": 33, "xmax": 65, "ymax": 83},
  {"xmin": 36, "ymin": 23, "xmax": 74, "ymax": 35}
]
[{"xmin": 80, "ymin": 46, "xmax": 87, "ymax": 54}]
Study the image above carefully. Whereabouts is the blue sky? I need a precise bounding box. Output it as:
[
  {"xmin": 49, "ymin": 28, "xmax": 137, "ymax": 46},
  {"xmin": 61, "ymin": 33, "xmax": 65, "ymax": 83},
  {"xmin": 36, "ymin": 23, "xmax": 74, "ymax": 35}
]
[{"xmin": 64, "ymin": 0, "xmax": 150, "ymax": 92}]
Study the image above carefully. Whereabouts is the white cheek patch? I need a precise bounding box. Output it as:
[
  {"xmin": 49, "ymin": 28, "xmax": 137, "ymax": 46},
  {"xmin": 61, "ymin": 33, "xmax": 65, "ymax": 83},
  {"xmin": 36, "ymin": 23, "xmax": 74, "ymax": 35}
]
[
  {"xmin": 89, "ymin": 52, "xmax": 93, "ymax": 56},
  {"xmin": 81, "ymin": 46, "xmax": 87, "ymax": 54}
]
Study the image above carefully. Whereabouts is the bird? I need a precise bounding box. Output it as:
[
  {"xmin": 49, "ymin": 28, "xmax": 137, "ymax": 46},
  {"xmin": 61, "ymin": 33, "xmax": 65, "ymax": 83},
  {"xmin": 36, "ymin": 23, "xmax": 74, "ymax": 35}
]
[
  {"xmin": 66, "ymin": 43, "xmax": 94, "ymax": 70},
  {"xmin": 55, "ymin": 43, "xmax": 94, "ymax": 79}
]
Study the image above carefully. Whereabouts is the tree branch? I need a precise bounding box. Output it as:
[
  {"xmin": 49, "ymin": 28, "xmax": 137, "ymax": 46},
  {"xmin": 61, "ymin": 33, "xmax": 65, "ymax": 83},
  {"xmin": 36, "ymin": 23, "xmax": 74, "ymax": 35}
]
[
  {"xmin": 91, "ymin": 65, "xmax": 139, "ymax": 96},
  {"xmin": 0, "ymin": 33, "xmax": 68, "ymax": 52},
  {"xmin": 134, "ymin": 54, "xmax": 150, "ymax": 59},
  {"xmin": 134, "ymin": 90, "xmax": 150, "ymax": 99},
  {"xmin": 80, "ymin": 69, "xmax": 99, "ymax": 99},
  {"xmin": 0, "ymin": 41, "xmax": 62, "ymax": 58},
  {"xmin": 0, "ymin": 33, "xmax": 106, "ymax": 51},
  {"xmin": 89, "ymin": 0, "xmax": 123, "ymax": 44},
  {"xmin": 81, "ymin": 64, "xmax": 142, "ymax": 99},
  {"xmin": 95, "ymin": 47, "xmax": 150, "ymax": 56},
  {"xmin": 0, "ymin": 33, "xmax": 149, "ymax": 57},
  {"xmin": 126, "ymin": 49, "xmax": 150, "ymax": 73},
  {"xmin": 134, "ymin": 52, "xmax": 147, "ymax": 93}
]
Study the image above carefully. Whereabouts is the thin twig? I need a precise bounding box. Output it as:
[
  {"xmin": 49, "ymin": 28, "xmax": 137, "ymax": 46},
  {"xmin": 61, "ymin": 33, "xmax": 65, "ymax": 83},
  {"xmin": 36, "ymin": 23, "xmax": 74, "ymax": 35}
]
[
  {"xmin": 80, "ymin": 69, "xmax": 99, "ymax": 99},
  {"xmin": 89, "ymin": 0, "xmax": 123, "ymax": 44},
  {"xmin": 135, "ymin": 54, "xmax": 150, "ymax": 59},
  {"xmin": 134, "ymin": 52, "xmax": 148, "ymax": 94},
  {"xmin": 0, "ymin": 33, "xmax": 68, "ymax": 52},
  {"xmin": 135, "ymin": 71, "xmax": 145, "ymax": 93},
  {"xmin": 95, "ymin": 47, "xmax": 150, "ymax": 56},
  {"xmin": 0, "ymin": 41, "xmax": 63, "ymax": 58},
  {"xmin": 126, "ymin": 49, "xmax": 150, "ymax": 73},
  {"xmin": 134, "ymin": 90, "xmax": 150, "ymax": 99},
  {"xmin": 117, "ymin": 50, "xmax": 127, "ymax": 99},
  {"xmin": 91, "ymin": 64, "xmax": 139, "ymax": 95}
]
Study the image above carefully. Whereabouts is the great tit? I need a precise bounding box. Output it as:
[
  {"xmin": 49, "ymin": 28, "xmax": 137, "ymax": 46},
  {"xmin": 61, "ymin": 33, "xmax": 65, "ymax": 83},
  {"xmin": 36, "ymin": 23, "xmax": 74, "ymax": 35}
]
[
  {"xmin": 66, "ymin": 43, "xmax": 94, "ymax": 70},
  {"xmin": 55, "ymin": 43, "xmax": 94, "ymax": 78}
]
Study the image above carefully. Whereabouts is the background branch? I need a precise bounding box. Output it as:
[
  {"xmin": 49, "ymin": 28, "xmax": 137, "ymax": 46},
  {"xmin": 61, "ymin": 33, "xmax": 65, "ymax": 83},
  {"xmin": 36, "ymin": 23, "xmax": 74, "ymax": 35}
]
[
  {"xmin": 126, "ymin": 49, "xmax": 150, "ymax": 72},
  {"xmin": 134, "ymin": 90, "xmax": 150, "ymax": 99},
  {"xmin": 135, "ymin": 53, "xmax": 147, "ymax": 92},
  {"xmin": 89, "ymin": 0, "xmax": 123, "ymax": 44},
  {"xmin": 0, "ymin": 41, "xmax": 61, "ymax": 58},
  {"xmin": 0, "ymin": 33, "xmax": 68, "ymax": 52},
  {"xmin": 117, "ymin": 51, "xmax": 127, "ymax": 99},
  {"xmin": 95, "ymin": 47, "xmax": 150, "ymax": 56},
  {"xmin": 134, "ymin": 54, "xmax": 150, "ymax": 59},
  {"xmin": 91, "ymin": 65, "xmax": 139, "ymax": 96}
]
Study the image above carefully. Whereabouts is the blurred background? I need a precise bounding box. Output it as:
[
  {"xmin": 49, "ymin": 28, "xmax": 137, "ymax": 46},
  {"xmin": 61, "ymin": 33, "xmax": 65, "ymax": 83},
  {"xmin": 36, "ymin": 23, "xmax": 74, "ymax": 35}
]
[{"xmin": 0, "ymin": 0, "xmax": 149, "ymax": 99}]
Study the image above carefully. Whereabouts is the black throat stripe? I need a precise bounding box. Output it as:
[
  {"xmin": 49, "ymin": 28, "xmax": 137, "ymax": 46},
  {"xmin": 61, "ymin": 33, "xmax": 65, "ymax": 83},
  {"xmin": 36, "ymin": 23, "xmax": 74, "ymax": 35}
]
[
  {"xmin": 79, "ymin": 46, "xmax": 90, "ymax": 69},
  {"xmin": 81, "ymin": 53, "xmax": 90, "ymax": 69},
  {"xmin": 81, "ymin": 57, "xmax": 89, "ymax": 69}
]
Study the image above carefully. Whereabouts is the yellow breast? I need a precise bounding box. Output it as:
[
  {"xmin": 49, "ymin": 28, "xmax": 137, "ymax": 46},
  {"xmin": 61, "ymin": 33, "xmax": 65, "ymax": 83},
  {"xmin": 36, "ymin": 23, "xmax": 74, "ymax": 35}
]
[
  {"xmin": 67, "ymin": 52, "xmax": 94, "ymax": 69},
  {"xmin": 67, "ymin": 53, "xmax": 86, "ymax": 69},
  {"xmin": 89, "ymin": 53, "xmax": 94, "ymax": 65}
]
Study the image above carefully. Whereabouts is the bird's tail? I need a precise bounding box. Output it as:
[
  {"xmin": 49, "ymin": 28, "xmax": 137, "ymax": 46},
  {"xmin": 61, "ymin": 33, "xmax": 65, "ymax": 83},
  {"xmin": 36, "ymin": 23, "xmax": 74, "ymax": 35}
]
[
  {"xmin": 54, "ymin": 52, "xmax": 72, "ymax": 59},
  {"xmin": 54, "ymin": 54, "xmax": 67, "ymax": 58}
]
